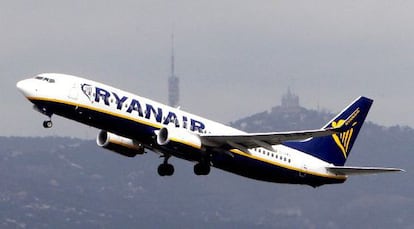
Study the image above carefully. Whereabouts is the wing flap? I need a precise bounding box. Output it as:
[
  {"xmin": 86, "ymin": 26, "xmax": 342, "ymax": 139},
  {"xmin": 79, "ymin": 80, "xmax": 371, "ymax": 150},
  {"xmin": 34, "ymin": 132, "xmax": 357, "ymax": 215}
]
[{"xmin": 326, "ymin": 166, "xmax": 404, "ymax": 176}]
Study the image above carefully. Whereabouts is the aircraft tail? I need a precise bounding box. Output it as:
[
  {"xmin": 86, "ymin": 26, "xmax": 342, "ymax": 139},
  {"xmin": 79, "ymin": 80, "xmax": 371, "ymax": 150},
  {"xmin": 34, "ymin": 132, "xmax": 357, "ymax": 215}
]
[{"xmin": 284, "ymin": 96, "xmax": 373, "ymax": 166}]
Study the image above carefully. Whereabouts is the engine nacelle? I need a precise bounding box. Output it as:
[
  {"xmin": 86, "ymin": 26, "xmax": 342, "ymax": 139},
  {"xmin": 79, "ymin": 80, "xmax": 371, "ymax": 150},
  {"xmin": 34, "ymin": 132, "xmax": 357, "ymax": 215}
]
[
  {"xmin": 156, "ymin": 127, "xmax": 202, "ymax": 149},
  {"xmin": 97, "ymin": 130, "xmax": 145, "ymax": 157}
]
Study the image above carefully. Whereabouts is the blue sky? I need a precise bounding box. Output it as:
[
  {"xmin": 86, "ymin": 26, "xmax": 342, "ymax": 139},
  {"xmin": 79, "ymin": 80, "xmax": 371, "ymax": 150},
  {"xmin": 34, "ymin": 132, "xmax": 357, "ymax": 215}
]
[{"xmin": 3, "ymin": 0, "xmax": 414, "ymax": 137}]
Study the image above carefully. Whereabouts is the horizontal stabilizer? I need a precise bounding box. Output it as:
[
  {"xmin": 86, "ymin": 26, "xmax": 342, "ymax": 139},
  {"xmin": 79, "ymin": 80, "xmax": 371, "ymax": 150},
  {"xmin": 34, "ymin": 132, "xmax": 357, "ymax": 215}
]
[{"xmin": 326, "ymin": 166, "xmax": 404, "ymax": 176}]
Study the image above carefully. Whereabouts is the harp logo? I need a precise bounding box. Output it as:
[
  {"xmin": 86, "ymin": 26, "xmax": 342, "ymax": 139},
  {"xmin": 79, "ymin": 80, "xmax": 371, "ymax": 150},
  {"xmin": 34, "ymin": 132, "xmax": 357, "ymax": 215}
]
[
  {"xmin": 331, "ymin": 108, "xmax": 360, "ymax": 158},
  {"xmin": 81, "ymin": 83, "xmax": 94, "ymax": 102}
]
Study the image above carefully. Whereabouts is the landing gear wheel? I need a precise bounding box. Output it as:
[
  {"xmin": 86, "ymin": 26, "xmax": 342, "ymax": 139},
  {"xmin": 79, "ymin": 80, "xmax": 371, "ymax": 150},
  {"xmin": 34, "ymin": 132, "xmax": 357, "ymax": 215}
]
[
  {"xmin": 165, "ymin": 164, "xmax": 174, "ymax": 176},
  {"xmin": 157, "ymin": 165, "xmax": 165, "ymax": 176},
  {"xmin": 194, "ymin": 163, "xmax": 210, "ymax": 176},
  {"xmin": 157, "ymin": 163, "xmax": 174, "ymax": 176},
  {"xmin": 43, "ymin": 120, "xmax": 53, "ymax": 128}
]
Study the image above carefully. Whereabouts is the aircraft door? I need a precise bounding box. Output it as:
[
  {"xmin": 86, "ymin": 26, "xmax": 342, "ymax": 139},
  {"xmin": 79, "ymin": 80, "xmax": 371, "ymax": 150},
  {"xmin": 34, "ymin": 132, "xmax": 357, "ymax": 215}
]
[{"xmin": 68, "ymin": 83, "xmax": 79, "ymax": 100}]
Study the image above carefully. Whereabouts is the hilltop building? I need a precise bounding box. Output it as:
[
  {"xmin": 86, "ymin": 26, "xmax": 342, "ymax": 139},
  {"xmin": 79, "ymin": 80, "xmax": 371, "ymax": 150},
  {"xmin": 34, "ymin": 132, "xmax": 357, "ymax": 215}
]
[{"xmin": 280, "ymin": 87, "xmax": 301, "ymax": 113}]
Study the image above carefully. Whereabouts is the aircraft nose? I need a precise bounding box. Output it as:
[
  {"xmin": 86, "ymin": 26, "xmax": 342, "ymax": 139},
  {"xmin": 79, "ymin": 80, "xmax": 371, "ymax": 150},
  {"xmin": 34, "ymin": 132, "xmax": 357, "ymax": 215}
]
[
  {"xmin": 16, "ymin": 79, "xmax": 34, "ymax": 97},
  {"xmin": 16, "ymin": 80, "xmax": 25, "ymax": 91}
]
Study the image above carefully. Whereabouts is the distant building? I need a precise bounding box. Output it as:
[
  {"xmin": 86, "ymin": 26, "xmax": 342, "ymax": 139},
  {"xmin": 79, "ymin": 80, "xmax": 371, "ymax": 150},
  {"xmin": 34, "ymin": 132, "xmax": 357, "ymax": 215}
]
[
  {"xmin": 280, "ymin": 88, "xmax": 300, "ymax": 113},
  {"xmin": 168, "ymin": 34, "xmax": 179, "ymax": 108}
]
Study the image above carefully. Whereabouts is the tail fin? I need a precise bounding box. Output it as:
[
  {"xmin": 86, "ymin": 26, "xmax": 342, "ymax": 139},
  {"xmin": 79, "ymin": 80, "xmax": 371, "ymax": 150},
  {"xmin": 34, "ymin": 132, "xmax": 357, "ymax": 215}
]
[{"xmin": 284, "ymin": 96, "xmax": 373, "ymax": 166}]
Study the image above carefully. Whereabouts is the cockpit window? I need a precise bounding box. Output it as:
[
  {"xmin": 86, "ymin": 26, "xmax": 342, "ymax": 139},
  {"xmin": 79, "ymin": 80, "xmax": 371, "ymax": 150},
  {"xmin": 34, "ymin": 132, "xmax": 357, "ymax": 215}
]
[{"xmin": 34, "ymin": 76, "xmax": 55, "ymax": 83}]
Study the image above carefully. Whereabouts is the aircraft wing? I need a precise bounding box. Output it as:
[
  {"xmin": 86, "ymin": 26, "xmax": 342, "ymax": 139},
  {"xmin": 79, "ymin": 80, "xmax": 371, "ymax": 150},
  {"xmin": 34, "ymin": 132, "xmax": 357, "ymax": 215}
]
[
  {"xmin": 326, "ymin": 166, "xmax": 404, "ymax": 176},
  {"xmin": 201, "ymin": 126, "xmax": 343, "ymax": 151}
]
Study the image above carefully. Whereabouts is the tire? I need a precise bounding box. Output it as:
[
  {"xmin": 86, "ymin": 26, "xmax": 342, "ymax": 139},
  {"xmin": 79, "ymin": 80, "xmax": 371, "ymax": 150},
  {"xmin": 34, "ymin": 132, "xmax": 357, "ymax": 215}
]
[
  {"xmin": 43, "ymin": 121, "xmax": 53, "ymax": 128},
  {"xmin": 158, "ymin": 164, "xmax": 174, "ymax": 176},
  {"xmin": 194, "ymin": 163, "xmax": 210, "ymax": 176}
]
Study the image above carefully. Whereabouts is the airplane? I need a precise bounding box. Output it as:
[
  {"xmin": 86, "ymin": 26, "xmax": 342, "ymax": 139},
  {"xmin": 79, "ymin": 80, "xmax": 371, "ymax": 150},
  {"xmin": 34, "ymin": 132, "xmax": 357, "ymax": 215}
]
[{"xmin": 16, "ymin": 73, "xmax": 403, "ymax": 187}]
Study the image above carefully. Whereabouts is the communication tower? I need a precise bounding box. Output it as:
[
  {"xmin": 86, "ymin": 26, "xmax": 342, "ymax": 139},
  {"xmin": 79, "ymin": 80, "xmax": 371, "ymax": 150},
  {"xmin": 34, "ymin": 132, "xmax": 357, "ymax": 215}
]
[{"xmin": 168, "ymin": 34, "xmax": 179, "ymax": 108}]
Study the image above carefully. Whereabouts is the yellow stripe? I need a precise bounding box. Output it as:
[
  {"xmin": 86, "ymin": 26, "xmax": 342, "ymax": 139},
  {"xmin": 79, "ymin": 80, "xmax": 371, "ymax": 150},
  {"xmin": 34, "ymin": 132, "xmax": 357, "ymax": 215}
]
[
  {"xmin": 170, "ymin": 137, "xmax": 202, "ymax": 150},
  {"xmin": 230, "ymin": 149, "xmax": 346, "ymax": 180},
  {"xmin": 28, "ymin": 96, "xmax": 163, "ymax": 129}
]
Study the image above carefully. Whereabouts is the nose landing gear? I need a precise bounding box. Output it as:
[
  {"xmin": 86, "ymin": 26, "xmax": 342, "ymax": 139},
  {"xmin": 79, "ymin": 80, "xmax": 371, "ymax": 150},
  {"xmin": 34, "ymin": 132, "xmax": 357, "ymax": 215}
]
[
  {"xmin": 33, "ymin": 105, "xmax": 53, "ymax": 129},
  {"xmin": 43, "ymin": 120, "xmax": 53, "ymax": 128}
]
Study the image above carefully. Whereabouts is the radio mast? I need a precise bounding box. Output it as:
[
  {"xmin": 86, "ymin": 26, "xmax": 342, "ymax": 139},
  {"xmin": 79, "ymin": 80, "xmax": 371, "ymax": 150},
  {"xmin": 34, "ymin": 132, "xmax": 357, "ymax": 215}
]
[{"xmin": 168, "ymin": 33, "xmax": 179, "ymax": 108}]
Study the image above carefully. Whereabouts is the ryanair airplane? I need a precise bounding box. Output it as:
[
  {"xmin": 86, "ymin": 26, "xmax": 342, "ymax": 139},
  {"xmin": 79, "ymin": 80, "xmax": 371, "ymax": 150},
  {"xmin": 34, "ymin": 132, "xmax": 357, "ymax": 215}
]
[{"xmin": 17, "ymin": 73, "xmax": 402, "ymax": 187}]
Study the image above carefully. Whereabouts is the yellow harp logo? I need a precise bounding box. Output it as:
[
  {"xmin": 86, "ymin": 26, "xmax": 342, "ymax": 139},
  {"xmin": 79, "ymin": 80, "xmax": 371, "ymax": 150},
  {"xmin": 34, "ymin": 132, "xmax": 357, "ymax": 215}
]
[{"xmin": 331, "ymin": 108, "xmax": 360, "ymax": 158}]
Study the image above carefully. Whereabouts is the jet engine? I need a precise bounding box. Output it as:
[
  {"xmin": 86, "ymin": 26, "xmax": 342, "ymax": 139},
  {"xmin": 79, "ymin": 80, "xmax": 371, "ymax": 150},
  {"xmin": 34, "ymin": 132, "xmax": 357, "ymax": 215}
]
[
  {"xmin": 156, "ymin": 127, "xmax": 202, "ymax": 149},
  {"xmin": 97, "ymin": 130, "xmax": 145, "ymax": 157}
]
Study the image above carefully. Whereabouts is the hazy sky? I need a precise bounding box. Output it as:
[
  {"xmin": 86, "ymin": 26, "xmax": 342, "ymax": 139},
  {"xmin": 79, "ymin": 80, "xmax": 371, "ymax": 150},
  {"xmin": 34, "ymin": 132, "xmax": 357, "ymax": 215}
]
[{"xmin": 3, "ymin": 0, "xmax": 414, "ymax": 137}]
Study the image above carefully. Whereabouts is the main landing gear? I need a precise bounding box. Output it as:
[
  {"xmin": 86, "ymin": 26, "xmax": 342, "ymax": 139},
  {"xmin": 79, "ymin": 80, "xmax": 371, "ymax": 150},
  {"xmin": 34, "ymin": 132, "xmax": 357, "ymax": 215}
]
[
  {"xmin": 194, "ymin": 162, "xmax": 210, "ymax": 176},
  {"xmin": 194, "ymin": 152, "xmax": 211, "ymax": 176},
  {"xmin": 157, "ymin": 155, "xmax": 175, "ymax": 176},
  {"xmin": 157, "ymin": 155, "xmax": 211, "ymax": 177}
]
